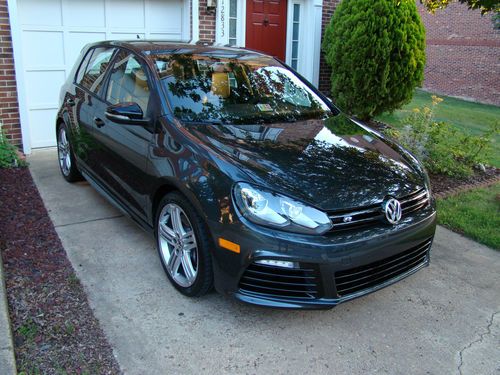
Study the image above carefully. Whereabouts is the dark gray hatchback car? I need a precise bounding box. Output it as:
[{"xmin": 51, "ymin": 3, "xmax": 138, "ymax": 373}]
[{"xmin": 56, "ymin": 40, "xmax": 436, "ymax": 309}]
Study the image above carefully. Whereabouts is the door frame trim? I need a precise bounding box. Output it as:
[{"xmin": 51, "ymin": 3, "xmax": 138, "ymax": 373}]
[{"xmin": 215, "ymin": 0, "xmax": 322, "ymax": 87}]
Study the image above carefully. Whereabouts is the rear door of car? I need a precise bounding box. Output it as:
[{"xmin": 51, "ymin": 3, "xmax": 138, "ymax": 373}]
[
  {"xmin": 89, "ymin": 48, "xmax": 157, "ymax": 222},
  {"xmin": 68, "ymin": 46, "xmax": 116, "ymax": 172}
]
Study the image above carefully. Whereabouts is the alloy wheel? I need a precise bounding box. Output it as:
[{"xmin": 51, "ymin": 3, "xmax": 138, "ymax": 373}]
[
  {"xmin": 157, "ymin": 203, "xmax": 199, "ymax": 288},
  {"xmin": 57, "ymin": 127, "xmax": 71, "ymax": 176}
]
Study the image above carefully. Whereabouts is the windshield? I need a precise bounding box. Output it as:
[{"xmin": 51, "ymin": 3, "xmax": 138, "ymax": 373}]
[{"xmin": 152, "ymin": 53, "xmax": 335, "ymax": 124}]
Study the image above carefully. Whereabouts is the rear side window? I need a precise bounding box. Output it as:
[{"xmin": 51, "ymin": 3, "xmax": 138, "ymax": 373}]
[
  {"xmin": 75, "ymin": 50, "xmax": 92, "ymax": 85},
  {"xmin": 78, "ymin": 47, "xmax": 115, "ymax": 94}
]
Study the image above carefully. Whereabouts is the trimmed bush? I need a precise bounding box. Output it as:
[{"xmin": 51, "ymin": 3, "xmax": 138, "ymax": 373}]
[{"xmin": 322, "ymin": 0, "xmax": 426, "ymax": 120}]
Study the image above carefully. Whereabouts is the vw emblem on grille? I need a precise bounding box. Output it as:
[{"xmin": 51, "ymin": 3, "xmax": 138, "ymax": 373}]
[
  {"xmin": 383, "ymin": 198, "xmax": 402, "ymax": 224},
  {"xmin": 343, "ymin": 216, "xmax": 353, "ymax": 223}
]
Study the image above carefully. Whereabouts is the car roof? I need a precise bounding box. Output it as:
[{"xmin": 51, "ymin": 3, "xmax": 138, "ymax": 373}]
[{"xmin": 84, "ymin": 40, "xmax": 267, "ymax": 59}]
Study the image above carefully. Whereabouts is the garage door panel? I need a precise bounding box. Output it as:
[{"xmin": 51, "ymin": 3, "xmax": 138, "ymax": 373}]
[
  {"xmin": 149, "ymin": 33, "xmax": 184, "ymax": 41},
  {"xmin": 18, "ymin": 0, "xmax": 62, "ymax": 27},
  {"xmin": 22, "ymin": 31, "xmax": 65, "ymax": 67},
  {"xmin": 64, "ymin": 0, "xmax": 105, "ymax": 28},
  {"xmin": 149, "ymin": 0, "xmax": 183, "ymax": 32},
  {"xmin": 24, "ymin": 71, "xmax": 65, "ymax": 109},
  {"xmin": 107, "ymin": 0, "xmax": 145, "ymax": 28},
  {"xmin": 18, "ymin": 0, "xmax": 187, "ymax": 149},
  {"xmin": 66, "ymin": 32, "xmax": 107, "ymax": 67},
  {"xmin": 110, "ymin": 32, "xmax": 146, "ymax": 40},
  {"xmin": 29, "ymin": 109, "xmax": 59, "ymax": 148}
]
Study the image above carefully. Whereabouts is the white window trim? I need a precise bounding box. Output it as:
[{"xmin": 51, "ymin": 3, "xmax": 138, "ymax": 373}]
[
  {"xmin": 215, "ymin": 0, "xmax": 245, "ymax": 47},
  {"xmin": 216, "ymin": 0, "xmax": 322, "ymax": 88},
  {"xmin": 285, "ymin": 0, "xmax": 304, "ymax": 70},
  {"xmin": 285, "ymin": 0, "xmax": 322, "ymax": 87}
]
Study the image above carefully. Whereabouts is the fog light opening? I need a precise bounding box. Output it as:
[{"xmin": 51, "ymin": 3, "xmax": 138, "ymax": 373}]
[{"xmin": 255, "ymin": 259, "xmax": 298, "ymax": 269}]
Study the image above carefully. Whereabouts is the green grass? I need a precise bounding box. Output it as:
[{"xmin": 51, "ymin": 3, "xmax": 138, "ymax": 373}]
[
  {"xmin": 376, "ymin": 89, "xmax": 500, "ymax": 167},
  {"xmin": 437, "ymin": 183, "xmax": 500, "ymax": 250}
]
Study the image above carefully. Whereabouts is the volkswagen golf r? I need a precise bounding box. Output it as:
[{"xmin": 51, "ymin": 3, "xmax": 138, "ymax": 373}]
[{"xmin": 56, "ymin": 41, "xmax": 436, "ymax": 309}]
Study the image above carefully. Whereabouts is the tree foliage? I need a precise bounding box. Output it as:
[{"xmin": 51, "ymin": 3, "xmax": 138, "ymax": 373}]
[
  {"xmin": 322, "ymin": 0, "xmax": 426, "ymax": 120},
  {"xmin": 421, "ymin": 0, "xmax": 499, "ymax": 14}
]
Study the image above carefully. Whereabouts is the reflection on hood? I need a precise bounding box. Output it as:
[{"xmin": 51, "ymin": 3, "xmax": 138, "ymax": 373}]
[{"xmin": 186, "ymin": 114, "xmax": 423, "ymax": 210}]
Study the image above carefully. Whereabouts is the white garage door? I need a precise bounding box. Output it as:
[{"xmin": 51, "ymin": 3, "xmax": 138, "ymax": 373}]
[{"xmin": 16, "ymin": 0, "xmax": 189, "ymax": 148}]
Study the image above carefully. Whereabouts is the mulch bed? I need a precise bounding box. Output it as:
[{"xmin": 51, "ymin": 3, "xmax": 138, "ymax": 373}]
[
  {"xmin": 0, "ymin": 168, "xmax": 120, "ymax": 374},
  {"xmin": 430, "ymin": 166, "xmax": 500, "ymax": 198}
]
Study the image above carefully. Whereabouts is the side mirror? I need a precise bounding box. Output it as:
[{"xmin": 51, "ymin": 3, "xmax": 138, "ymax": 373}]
[{"xmin": 105, "ymin": 102, "xmax": 149, "ymax": 125}]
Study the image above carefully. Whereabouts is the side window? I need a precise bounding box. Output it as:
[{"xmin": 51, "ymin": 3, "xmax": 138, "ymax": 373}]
[
  {"xmin": 75, "ymin": 49, "xmax": 93, "ymax": 85},
  {"xmin": 106, "ymin": 51, "xmax": 150, "ymax": 113},
  {"xmin": 80, "ymin": 47, "xmax": 115, "ymax": 94}
]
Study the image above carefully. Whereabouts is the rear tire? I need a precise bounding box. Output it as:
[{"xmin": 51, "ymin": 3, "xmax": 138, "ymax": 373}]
[
  {"xmin": 155, "ymin": 192, "xmax": 214, "ymax": 297},
  {"xmin": 57, "ymin": 122, "xmax": 83, "ymax": 182}
]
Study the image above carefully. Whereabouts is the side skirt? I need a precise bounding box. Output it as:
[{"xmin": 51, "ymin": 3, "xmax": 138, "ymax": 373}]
[{"xmin": 80, "ymin": 169, "xmax": 154, "ymax": 234}]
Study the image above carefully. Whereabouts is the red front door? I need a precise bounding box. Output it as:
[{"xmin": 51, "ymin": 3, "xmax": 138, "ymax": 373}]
[{"xmin": 245, "ymin": 0, "xmax": 287, "ymax": 61}]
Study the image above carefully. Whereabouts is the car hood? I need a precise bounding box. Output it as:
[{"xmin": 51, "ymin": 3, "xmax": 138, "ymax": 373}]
[{"xmin": 185, "ymin": 114, "xmax": 424, "ymax": 210}]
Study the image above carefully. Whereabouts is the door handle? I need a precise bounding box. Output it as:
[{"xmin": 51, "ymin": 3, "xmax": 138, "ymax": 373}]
[
  {"xmin": 94, "ymin": 117, "xmax": 105, "ymax": 128},
  {"xmin": 263, "ymin": 18, "xmax": 269, "ymax": 26},
  {"xmin": 66, "ymin": 98, "xmax": 75, "ymax": 107}
]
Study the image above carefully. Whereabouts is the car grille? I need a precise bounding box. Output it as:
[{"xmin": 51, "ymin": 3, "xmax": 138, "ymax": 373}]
[
  {"xmin": 327, "ymin": 188, "xmax": 429, "ymax": 232},
  {"xmin": 238, "ymin": 262, "xmax": 322, "ymax": 299},
  {"xmin": 334, "ymin": 238, "xmax": 432, "ymax": 297}
]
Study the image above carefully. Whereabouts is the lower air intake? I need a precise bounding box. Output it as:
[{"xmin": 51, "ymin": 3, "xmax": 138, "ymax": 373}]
[
  {"xmin": 335, "ymin": 239, "xmax": 432, "ymax": 297},
  {"xmin": 238, "ymin": 262, "xmax": 321, "ymax": 299}
]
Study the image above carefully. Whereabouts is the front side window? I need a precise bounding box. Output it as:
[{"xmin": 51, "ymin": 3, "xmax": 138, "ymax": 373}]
[
  {"xmin": 153, "ymin": 54, "xmax": 333, "ymax": 124},
  {"xmin": 106, "ymin": 51, "xmax": 150, "ymax": 113},
  {"xmin": 80, "ymin": 47, "xmax": 115, "ymax": 94}
]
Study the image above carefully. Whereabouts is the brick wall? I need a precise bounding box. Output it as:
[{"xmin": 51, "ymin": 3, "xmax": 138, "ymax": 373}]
[
  {"xmin": 0, "ymin": 0, "xmax": 21, "ymax": 147},
  {"xmin": 199, "ymin": 0, "xmax": 216, "ymax": 43},
  {"xmin": 318, "ymin": 0, "xmax": 340, "ymax": 94},
  {"xmin": 418, "ymin": 2, "xmax": 500, "ymax": 106}
]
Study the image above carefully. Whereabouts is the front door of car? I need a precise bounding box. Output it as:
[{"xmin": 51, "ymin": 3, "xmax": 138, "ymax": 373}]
[{"xmin": 90, "ymin": 49, "xmax": 155, "ymax": 220}]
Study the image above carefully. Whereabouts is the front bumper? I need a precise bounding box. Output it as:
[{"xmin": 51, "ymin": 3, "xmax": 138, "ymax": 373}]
[{"xmin": 208, "ymin": 206, "xmax": 437, "ymax": 309}]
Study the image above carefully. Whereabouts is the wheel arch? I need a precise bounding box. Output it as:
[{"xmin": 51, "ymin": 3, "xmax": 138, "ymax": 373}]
[{"xmin": 151, "ymin": 180, "xmax": 208, "ymax": 229}]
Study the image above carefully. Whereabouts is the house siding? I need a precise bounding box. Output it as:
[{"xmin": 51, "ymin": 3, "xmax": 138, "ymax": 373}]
[
  {"xmin": 199, "ymin": 0, "xmax": 216, "ymax": 43},
  {"xmin": 0, "ymin": 0, "xmax": 21, "ymax": 147}
]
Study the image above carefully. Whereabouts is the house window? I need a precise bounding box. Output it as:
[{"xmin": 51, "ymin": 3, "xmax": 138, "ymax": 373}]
[
  {"xmin": 229, "ymin": 0, "xmax": 238, "ymax": 46},
  {"xmin": 291, "ymin": 4, "xmax": 300, "ymax": 70}
]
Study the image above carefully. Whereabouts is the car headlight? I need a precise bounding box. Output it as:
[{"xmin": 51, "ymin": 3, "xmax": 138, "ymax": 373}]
[{"xmin": 233, "ymin": 182, "xmax": 333, "ymax": 235}]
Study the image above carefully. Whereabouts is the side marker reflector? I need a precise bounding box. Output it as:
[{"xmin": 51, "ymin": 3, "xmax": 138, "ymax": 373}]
[{"xmin": 218, "ymin": 238, "xmax": 240, "ymax": 253}]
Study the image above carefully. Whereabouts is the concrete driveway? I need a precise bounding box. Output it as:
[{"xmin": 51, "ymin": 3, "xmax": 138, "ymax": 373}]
[{"xmin": 29, "ymin": 149, "xmax": 499, "ymax": 375}]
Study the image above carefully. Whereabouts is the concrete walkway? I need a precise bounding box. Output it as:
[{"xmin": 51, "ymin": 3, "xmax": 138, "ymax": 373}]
[{"xmin": 28, "ymin": 148, "xmax": 500, "ymax": 375}]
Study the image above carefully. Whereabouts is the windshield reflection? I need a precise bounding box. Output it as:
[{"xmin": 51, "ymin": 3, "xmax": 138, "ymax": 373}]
[{"xmin": 153, "ymin": 53, "xmax": 334, "ymax": 124}]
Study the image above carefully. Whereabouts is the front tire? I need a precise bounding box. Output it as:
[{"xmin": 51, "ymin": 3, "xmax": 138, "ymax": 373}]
[
  {"xmin": 155, "ymin": 192, "xmax": 214, "ymax": 297},
  {"xmin": 57, "ymin": 123, "xmax": 83, "ymax": 182}
]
